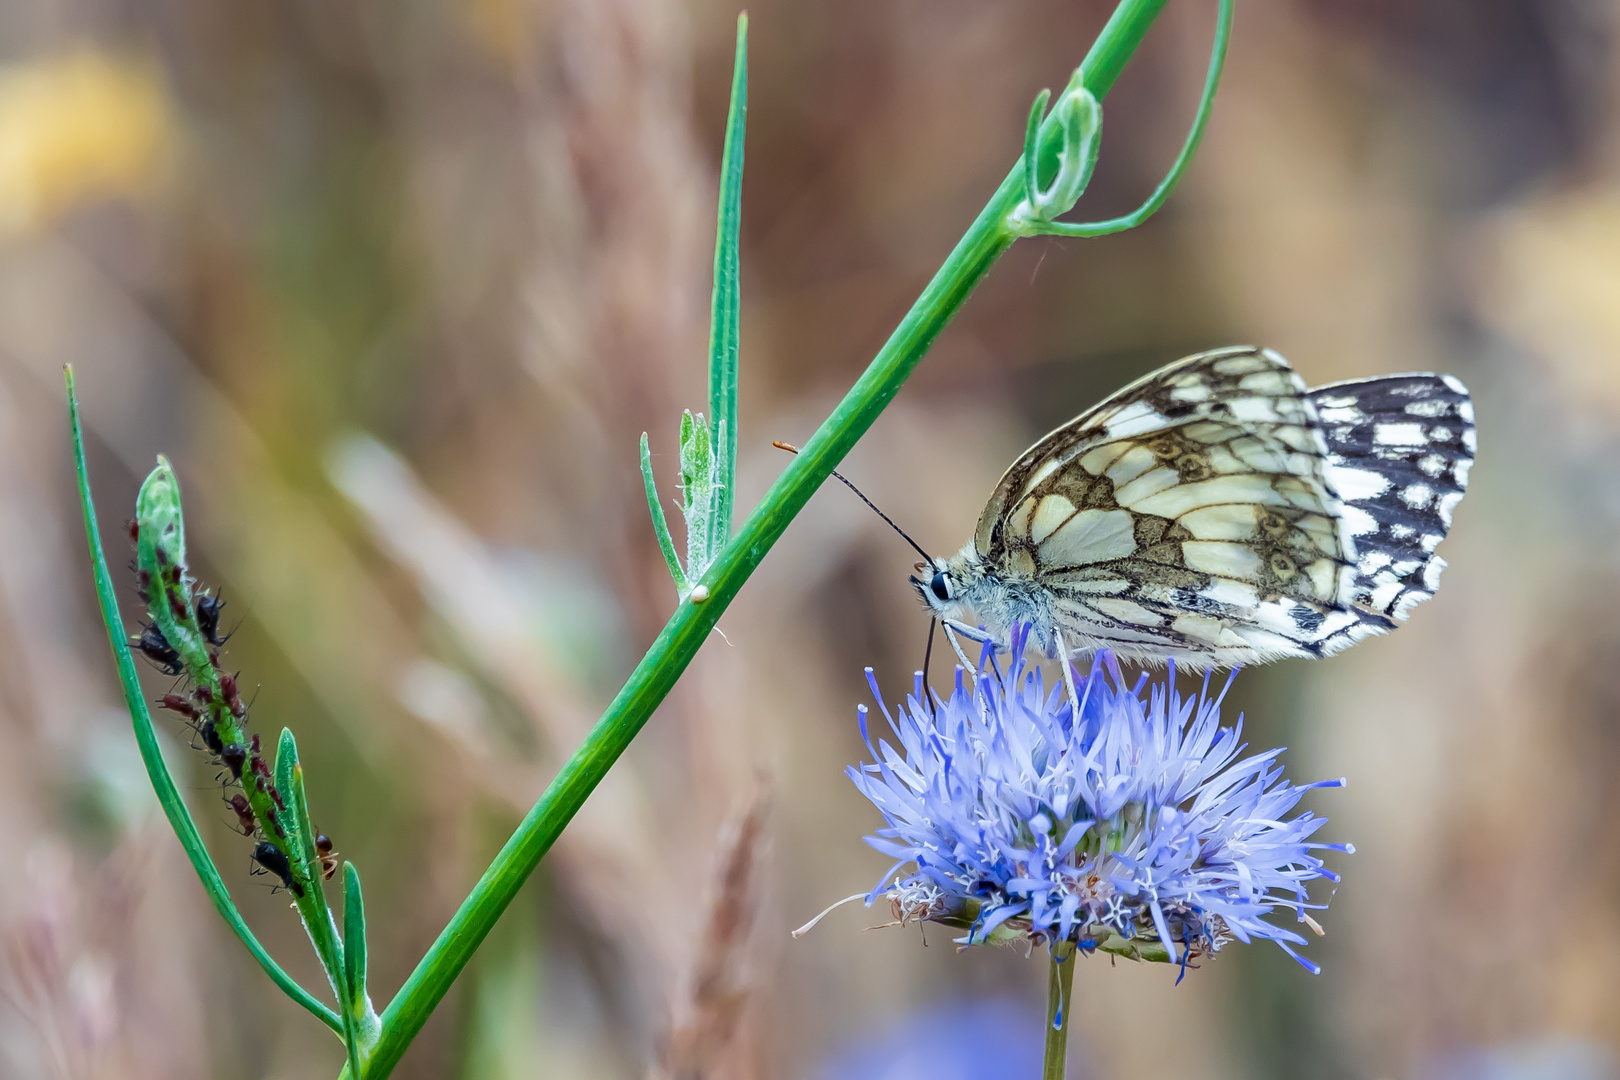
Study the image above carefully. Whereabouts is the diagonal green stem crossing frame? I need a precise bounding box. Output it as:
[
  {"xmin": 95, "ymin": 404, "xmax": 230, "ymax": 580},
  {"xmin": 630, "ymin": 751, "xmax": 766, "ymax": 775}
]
[{"xmin": 351, "ymin": 2, "xmax": 1183, "ymax": 1075}]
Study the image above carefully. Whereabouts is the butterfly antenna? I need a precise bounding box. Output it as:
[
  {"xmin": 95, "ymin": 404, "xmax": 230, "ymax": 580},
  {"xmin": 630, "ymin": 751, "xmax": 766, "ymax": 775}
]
[{"xmin": 773, "ymin": 441, "xmax": 934, "ymax": 563}]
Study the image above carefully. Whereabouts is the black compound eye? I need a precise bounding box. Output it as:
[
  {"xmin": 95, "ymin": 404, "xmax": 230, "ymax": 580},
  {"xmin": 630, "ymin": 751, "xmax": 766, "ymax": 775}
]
[{"xmin": 930, "ymin": 570, "xmax": 951, "ymax": 602}]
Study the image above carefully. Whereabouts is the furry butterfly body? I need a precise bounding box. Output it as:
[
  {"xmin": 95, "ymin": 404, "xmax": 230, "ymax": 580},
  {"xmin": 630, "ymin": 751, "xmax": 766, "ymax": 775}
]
[{"xmin": 915, "ymin": 346, "xmax": 1474, "ymax": 668}]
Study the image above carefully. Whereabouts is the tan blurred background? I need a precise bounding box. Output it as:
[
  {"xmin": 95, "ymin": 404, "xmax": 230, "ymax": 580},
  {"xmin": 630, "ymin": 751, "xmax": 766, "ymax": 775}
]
[{"xmin": 0, "ymin": 0, "xmax": 1616, "ymax": 1077}]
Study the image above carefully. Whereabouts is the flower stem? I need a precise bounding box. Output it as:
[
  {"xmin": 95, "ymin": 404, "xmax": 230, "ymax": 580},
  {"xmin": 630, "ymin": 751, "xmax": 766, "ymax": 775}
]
[
  {"xmin": 349, "ymin": 3, "xmax": 1177, "ymax": 1075},
  {"xmin": 1043, "ymin": 942, "xmax": 1077, "ymax": 1080}
]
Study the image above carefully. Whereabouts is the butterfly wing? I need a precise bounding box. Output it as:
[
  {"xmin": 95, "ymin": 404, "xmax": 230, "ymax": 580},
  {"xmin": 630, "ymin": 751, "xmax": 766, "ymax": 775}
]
[
  {"xmin": 1311, "ymin": 373, "xmax": 1475, "ymax": 631},
  {"xmin": 975, "ymin": 346, "xmax": 1457, "ymax": 665}
]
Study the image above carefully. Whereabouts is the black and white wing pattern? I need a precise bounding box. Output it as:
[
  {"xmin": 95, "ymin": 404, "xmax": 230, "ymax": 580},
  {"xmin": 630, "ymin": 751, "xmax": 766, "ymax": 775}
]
[
  {"xmin": 1311, "ymin": 373, "xmax": 1475, "ymax": 633},
  {"xmin": 936, "ymin": 346, "xmax": 1474, "ymax": 668}
]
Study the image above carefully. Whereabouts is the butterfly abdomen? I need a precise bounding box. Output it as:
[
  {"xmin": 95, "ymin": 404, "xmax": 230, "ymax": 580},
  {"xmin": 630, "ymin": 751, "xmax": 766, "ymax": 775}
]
[{"xmin": 1311, "ymin": 373, "xmax": 1474, "ymax": 624}]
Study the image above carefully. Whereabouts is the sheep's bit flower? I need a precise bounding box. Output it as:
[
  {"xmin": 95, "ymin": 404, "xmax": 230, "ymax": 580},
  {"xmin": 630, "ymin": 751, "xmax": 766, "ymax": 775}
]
[{"xmin": 848, "ymin": 625, "xmax": 1351, "ymax": 976}]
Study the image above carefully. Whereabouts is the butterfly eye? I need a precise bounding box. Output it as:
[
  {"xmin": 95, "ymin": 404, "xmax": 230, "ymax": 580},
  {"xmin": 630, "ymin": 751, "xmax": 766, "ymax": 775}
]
[{"xmin": 930, "ymin": 570, "xmax": 952, "ymax": 602}]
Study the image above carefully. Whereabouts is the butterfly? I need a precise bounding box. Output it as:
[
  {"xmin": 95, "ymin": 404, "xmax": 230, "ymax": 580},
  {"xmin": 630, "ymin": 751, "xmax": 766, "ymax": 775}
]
[{"xmin": 914, "ymin": 345, "xmax": 1475, "ymax": 674}]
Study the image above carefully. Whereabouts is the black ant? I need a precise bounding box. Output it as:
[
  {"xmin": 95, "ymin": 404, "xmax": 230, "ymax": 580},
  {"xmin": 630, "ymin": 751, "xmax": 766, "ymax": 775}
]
[
  {"xmin": 250, "ymin": 842, "xmax": 303, "ymax": 897},
  {"xmin": 220, "ymin": 741, "xmax": 247, "ymax": 780},
  {"xmin": 314, "ymin": 834, "xmax": 339, "ymax": 881},
  {"xmin": 196, "ymin": 592, "xmax": 230, "ymax": 649},
  {"xmin": 198, "ymin": 719, "xmax": 225, "ymax": 757},
  {"xmin": 227, "ymin": 793, "xmax": 257, "ymax": 836},
  {"xmin": 133, "ymin": 622, "xmax": 183, "ymax": 676}
]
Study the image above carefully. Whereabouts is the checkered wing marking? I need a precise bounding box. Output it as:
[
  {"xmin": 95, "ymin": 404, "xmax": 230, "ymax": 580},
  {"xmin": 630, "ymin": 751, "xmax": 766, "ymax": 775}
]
[
  {"xmin": 975, "ymin": 347, "xmax": 1378, "ymax": 663},
  {"xmin": 1311, "ymin": 373, "xmax": 1474, "ymax": 623}
]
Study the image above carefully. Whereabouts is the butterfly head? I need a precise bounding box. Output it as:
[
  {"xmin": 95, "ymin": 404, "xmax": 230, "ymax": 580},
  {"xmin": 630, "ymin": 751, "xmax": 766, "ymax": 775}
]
[{"xmin": 910, "ymin": 551, "xmax": 982, "ymax": 622}]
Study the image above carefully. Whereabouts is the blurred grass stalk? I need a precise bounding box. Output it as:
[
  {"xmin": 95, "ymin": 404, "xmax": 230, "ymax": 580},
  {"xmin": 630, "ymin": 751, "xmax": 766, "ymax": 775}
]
[{"xmin": 358, "ymin": 2, "xmax": 1190, "ymax": 1076}]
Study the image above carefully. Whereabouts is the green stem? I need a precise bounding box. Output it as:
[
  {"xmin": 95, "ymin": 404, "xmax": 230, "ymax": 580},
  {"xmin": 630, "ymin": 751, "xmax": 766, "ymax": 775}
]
[
  {"xmin": 64, "ymin": 368, "xmax": 343, "ymax": 1035},
  {"xmin": 1043, "ymin": 943, "xmax": 1078, "ymax": 1080},
  {"xmin": 351, "ymin": 4, "xmax": 1174, "ymax": 1075}
]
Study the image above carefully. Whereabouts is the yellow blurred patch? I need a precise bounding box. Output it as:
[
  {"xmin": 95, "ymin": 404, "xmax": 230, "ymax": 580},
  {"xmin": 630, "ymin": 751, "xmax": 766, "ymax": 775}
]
[{"xmin": 0, "ymin": 49, "xmax": 173, "ymax": 235}]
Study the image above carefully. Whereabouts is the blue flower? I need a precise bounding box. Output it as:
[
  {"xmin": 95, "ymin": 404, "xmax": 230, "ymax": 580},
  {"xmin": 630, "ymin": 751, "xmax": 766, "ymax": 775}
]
[{"xmin": 845, "ymin": 625, "xmax": 1351, "ymax": 975}]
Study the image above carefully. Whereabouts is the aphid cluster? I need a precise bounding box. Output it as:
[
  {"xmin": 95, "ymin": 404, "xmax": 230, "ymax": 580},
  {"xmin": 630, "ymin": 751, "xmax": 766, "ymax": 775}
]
[{"xmin": 129, "ymin": 519, "xmax": 324, "ymax": 900}]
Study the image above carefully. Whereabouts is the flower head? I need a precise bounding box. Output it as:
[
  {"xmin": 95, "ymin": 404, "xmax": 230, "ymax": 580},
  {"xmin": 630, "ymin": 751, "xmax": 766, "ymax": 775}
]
[{"xmin": 847, "ymin": 625, "xmax": 1351, "ymax": 975}]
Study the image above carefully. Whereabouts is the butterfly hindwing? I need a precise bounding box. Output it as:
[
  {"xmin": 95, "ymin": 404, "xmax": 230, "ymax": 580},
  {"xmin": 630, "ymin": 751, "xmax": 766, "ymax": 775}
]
[{"xmin": 1311, "ymin": 373, "xmax": 1475, "ymax": 623}]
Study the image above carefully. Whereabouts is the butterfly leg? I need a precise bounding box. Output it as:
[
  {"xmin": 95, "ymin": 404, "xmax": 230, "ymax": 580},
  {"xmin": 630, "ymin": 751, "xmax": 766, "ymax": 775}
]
[
  {"xmin": 1053, "ymin": 631, "xmax": 1083, "ymax": 721},
  {"xmin": 940, "ymin": 622, "xmax": 982, "ymax": 688}
]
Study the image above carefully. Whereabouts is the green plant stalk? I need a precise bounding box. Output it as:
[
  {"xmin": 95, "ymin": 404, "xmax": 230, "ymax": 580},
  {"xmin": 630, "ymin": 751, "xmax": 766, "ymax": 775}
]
[
  {"xmin": 135, "ymin": 457, "xmax": 357, "ymax": 1025},
  {"xmin": 707, "ymin": 12, "xmax": 747, "ymax": 550},
  {"xmin": 352, "ymin": 3, "xmax": 1172, "ymax": 1076},
  {"xmin": 64, "ymin": 367, "xmax": 343, "ymax": 1034},
  {"xmin": 134, "ymin": 461, "xmax": 282, "ymax": 854},
  {"xmin": 280, "ymin": 732, "xmax": 373, "ymax": 1075},
  {"xmin": 1043, "ymin": 942, "xmax": 1078, "ymax": 1080}
]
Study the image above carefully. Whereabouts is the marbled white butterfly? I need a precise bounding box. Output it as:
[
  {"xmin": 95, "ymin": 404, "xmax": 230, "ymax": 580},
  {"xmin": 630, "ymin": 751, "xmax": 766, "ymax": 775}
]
[{"xmin": 915, "ymin": 345, "xmax": 1474, "ymax": 672}]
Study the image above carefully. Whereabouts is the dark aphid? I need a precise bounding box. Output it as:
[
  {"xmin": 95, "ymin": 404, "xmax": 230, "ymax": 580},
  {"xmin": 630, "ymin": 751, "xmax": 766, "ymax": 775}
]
[
  {"xmin": 314, "ymin": 834, "xmax": 339, "ymax": 880},
  {"xmin": 127, "ymin": 520, "xmax": 139, "ymax": 543},
  {"xmin": 133, "ymin": 623, "xmax": 183, "ymax": 676},
  {"xmin": 228, "ymin": 794, "xmax": 257, "ymax": 836},
  {"xmin": 158, "ymin": 693, "xmax": 198, "ymax": 720},
  {"xmin": 198, "ymin": 719, "xmax": 225, "ymax": 756},
  {"xmin": 154, "ymin": 546, "xmax": 168, "ymax": 566},
  {"xmin": 194, "ymin": 685, "xmax": 213, "ymax": 706},
  {"xmin": 220, "ymin": 673, "xmax": 246, "ymax": 719},
  {"xmin": 251, "ymin": 841, "xmax": 303, "ymax": 897},
  {"xmin": 221, "ymin": 742, "xmax": 247, "ymax": 778},
  {"xmin": 195, "ymin": 593, "xmax": 228, "ymax": 648}
]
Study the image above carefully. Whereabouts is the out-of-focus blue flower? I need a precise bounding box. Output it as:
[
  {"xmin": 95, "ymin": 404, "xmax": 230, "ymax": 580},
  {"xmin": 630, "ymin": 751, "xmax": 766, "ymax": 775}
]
[
  {"xmin": 847, "ymin": 625, "xmax": 1351, "ymax": 975},
  {"xmin": 809, "ymin": 996, "xmax": 1044, "ymax": 1080}
]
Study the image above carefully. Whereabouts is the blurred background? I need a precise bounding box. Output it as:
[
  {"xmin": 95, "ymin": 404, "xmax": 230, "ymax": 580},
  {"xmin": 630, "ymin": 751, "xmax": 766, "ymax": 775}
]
[{"xmin": 1, "ymin": 0, "xmax": 1617, "ymax": 1076}]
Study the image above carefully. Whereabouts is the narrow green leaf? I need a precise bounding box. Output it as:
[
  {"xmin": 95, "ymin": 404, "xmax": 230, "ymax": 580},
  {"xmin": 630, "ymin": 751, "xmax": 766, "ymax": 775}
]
[
  {"xmin": 1023, "ymin": 88, "xmax": 1051, "ymax": 205},
  {"xmin": 678, "ymin": 410, "xmax": 716, "ymax": 579},
  {"xmin": 281, "ymin": 730, "xmax": 362, "ymax": 1073},
  {"xmin": 343, "ymin": 862, "xmax": 369, "ymax": 1016},
  {"xmin": 707, "ymin": 11, "xmax": 747, "ymax": 553},
  {"xmin": 640, "ymin": 432, "xmax": 690, "ymax": 596},
  {"xmin": 340, "ymin": 860, "xmax": 381, "ymax": 1072},
  {"xmin": 64, "ymin": 367, "xmax": 342, "ymax": 1035}
]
